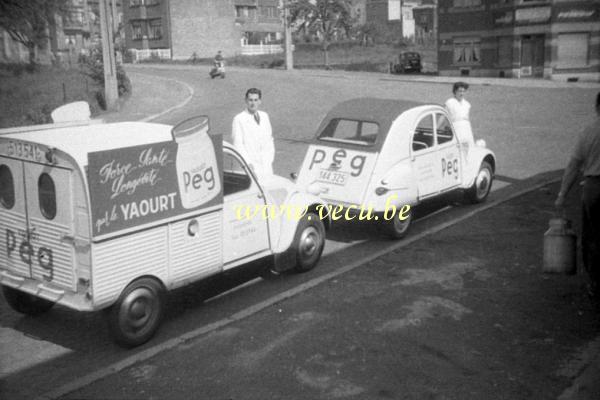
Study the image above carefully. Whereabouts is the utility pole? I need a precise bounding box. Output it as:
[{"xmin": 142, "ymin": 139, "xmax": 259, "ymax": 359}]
[
  {"xmin": 99, "ymin": 0, "xmax": 119, "ymax": 111},
  {"xmin": 283, "ymin": 0, "xmax": 293, "ymax": 70}
]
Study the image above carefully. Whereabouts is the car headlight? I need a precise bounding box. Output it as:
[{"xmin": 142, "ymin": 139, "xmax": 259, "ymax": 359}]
[{"xmin": 307, "ymin": 183, "xmax": 322, "ymax": 196}]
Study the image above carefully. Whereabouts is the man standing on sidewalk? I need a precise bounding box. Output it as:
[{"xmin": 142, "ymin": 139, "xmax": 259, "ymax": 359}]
[
  {"xmin": 232, "ymin": 88, "xmax": 275, "ymax": 180},
  {"xmin": 555, "ymin": 92, "xmax": 600, "ymax": 300}
]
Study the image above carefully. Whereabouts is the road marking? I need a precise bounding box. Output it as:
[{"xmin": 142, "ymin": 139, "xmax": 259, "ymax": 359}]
[
  {"xmin": 36, "ymin": 176, "xmax": 559, "ymax": 400},
  {"xmin": 132, "ymin": 73, "xmax": 195, "ymax": 123}
]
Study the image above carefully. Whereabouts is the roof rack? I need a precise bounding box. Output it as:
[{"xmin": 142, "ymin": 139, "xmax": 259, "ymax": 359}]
[{"xmin": 0, "ymin": 119, "xmax": 104, "ymax": 136}]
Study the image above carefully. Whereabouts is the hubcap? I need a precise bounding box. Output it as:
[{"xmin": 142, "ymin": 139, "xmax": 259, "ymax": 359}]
[
  {"xmin": 120, "ymin": 287, "xmax": 155, "ymax": 332},
  {"xmin": 476, "ymin": 168, "xmax": 491, "ymax": 199},
  {"xmin": 394, "ymin": 214, "xmax": 411, "ymax": 234},
  {"xmin": 299, "ymin": 226, "xmax": 319, "ymax": 259}
]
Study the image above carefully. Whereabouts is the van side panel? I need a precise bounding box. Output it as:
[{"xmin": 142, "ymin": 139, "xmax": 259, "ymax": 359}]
[
  {"xmin": 91, "ymin": 227, "xmax": 169, "ymax": 308},
  {"xmin": 169, "ymin": 211, "xmax": 222, "ymax": 288}
]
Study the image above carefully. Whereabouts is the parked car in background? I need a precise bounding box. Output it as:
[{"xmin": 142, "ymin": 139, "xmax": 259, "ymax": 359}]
[
  {"xmin": 295, "ymin": 98, "xmax": 496, "ymax": 239},
  {"xmin": 391, "ymin": 51, "xmax": 422, "ymax": 74}
]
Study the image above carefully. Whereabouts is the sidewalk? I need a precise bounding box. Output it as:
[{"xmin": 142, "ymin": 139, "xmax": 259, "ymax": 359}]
[{"xmin": 54, "ymin": 177, "xmax": 600, "ymax": 399}]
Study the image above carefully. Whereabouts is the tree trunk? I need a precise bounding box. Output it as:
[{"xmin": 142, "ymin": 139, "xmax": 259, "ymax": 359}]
[
  {"xmin": 322, "ymin": 41, "xmax": 330, "ymax": 69},
  {"xmin": 27, "ymin": 44, "xmax": 36, "ymax": 67}
]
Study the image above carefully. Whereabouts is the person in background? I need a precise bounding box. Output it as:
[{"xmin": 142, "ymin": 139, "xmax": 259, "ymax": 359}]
[
  {"xmin": 214, "ymin": 50, "xmax": 224, "ymax": 64},
  {"xmin": 232, "ymin": 88, "xmax": 275, "ymax": 180},
  {"xmin": 555, "ymin": 92, "xmax": 600, "ymax": 300},
  {"xmin": 445, "ymin": 82, "xmax": 475, "ymax": 160}
]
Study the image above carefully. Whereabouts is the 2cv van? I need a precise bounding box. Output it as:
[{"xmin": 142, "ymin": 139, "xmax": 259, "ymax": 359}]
[
  {"xmin": 296, "ymin": 98, "xmax": 496, "ymax": 238},
  {"xmin": 0, "ymin": 116, "xmax": 328, "ymax": 347}
]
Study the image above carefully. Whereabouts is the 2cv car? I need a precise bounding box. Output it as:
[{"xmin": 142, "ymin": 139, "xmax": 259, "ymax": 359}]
[
  {"xmin": 0, "ymin": 116, "xmax": 329, "ymax": 347},
  {"xmin": 295, "ymin": 98, "xmax": 496, "ymax": 238}
]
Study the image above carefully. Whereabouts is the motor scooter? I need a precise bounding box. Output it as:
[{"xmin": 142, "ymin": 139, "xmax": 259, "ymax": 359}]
[{"xmin": 210, "ymin": 60, "xmax": 225, "ymax": 79}]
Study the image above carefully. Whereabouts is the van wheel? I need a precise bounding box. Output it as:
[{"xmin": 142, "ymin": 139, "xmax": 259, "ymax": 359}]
[
  {"xmin": 383, "ymin": 209, "xmax": 412, "ymax": 239},
  {"xmin": 294, "ymin": 212, "xmax": 325, "ymax": 273},
  {"xmin": 107, "ymin": 278, "xmax": 165, "ymax": 347},
  {"xmin": 466, "ymin": 161, "xmax": 493, "ymax": 203},
  {"xmin": 2, "ymin": 285, "xmax": 55, "ymax": 315}
]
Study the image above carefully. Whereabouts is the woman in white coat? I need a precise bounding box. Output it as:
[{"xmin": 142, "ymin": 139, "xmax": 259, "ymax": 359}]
[{"xmin": 445, "ymin": 82, "xmax": 474, "ymax": 160}]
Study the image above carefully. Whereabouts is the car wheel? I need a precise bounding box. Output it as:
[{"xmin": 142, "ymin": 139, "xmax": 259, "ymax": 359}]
[
  {"xmin": 2, "ymin": 285, "xmax": 55, "ymax": 315},
  {"xmin": 383, "ymin": 208, "xmax": 412, "ymax": 239},
  {"xmin": 466, "ymin": 161, "xmax": 493, "ymax": 203},
  {"xmin": 293, "ymin": 212, "xmax": 325, "ymax": 273},
  {"xmin": 107, "ymin": 277, "xmax": 165, "ymax": 347}
]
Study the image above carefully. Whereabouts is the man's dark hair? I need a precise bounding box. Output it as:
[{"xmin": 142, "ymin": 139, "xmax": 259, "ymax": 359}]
[
  {"xmin": 452, "ymin": 81, "xmax": 469, "ymax": 94},
  {"xmin": 246, "ymin": 88, "xmax": 262, "ymax": 99},
  {"xmin": 596, "ymin": 92, "xmax": 600, "ymax": 109}
]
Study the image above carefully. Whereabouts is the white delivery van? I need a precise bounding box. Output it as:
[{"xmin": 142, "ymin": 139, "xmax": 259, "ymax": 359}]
[{"xmin": 0, "ymin": 116, "xmax": 328, "ymax": 347}]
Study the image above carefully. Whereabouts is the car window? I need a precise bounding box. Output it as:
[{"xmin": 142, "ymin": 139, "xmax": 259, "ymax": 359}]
[
  {"xmin": 0, "ymin": 164, "xmax": 15, "ymax": 209},
  {"xmin": 319, "ymin": 118, "xmax": 379, "ymax": 146},
  {"xmin": 223, "ymin": 152, "xmax": 252, "ymax": 195},
  {"xmin": 436, "ymin": 114, "xmax": 454, "ymax": 145},
  {"xmin": 412, "ymin": 114, "xmax": 435, "ymax": 151}
]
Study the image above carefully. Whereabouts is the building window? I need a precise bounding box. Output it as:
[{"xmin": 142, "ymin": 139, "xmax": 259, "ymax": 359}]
[
  {"xmin": 557, "ymin": 33, "xmax": 589, "ymax": 69},
  {"xmin": 130, "ymin": 0, "xmax": 158, "ymax": 6},
  {"xmin": 147, "ymin": 19, "xmax": 162, "ymax": 40},
  {"xmin": 236, "ymin": 6, "xmax": 257, "ymax": 18},
  {"xmin": 260, "ymin": 6, "xmax": 277, "ymax": 17},
  {"xmin": 131, "ymin": 20, "xmax": 143, "ymax": 40},
  {"xmin": 453, "ymin": 38, "xmax": 481, "ymax": 64},
  {"xmin": 453, "ymin": 0, "xmax": 482, "ymax": 7}
]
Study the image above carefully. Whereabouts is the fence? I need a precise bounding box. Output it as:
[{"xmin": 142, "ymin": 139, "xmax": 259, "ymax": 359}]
[
  {"xmin": 240, "ymin": 44, "xmax": 289, "ymax": 56},
  {"xmin": 130, "ymin": 48, "xmax": 172, "ymax": 63}
]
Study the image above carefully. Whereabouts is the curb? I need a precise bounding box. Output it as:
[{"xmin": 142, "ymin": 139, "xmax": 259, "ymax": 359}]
[
  {"xmin": 124, "ymin": 63, "xmax": 600, "ymax": 90},
  {"xmin": 35, "ymin": 174, "xmax": 563, "ymax": 400}
]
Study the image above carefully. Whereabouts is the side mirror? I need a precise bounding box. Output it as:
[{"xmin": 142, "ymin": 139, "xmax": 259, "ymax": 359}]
[{"xmin": 290, "ymin": 172, "xmax": 298, "ymax": 180}]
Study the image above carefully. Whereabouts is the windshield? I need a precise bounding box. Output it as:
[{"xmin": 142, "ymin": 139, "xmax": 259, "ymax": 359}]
[{"xmin": 318, "ymin": 118, "xmax": 379, "ymax": 146}]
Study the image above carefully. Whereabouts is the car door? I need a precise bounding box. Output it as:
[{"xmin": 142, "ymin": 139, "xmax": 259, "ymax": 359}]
[
  {"xmin": 222, "ymin": 149, "xmax": 271, "ymax": 269},
  {"xmin": 435, "ymin": 112, "xmax": 462, "ymax": 192},
  {"xmin": 411, "ymin": 113, "xmax": 440, "ymax": 199}
]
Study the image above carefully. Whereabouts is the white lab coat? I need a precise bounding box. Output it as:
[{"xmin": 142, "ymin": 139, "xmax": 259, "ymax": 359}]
[
  {"xmin": 232, "ymin": 109, "xmax": 275, "ymax": 180},
  {"xmin": 445, "ymin": 97, "xmax": 474, "ymax": 145}
]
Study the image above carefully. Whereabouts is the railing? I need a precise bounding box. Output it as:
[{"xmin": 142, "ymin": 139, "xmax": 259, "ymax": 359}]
[
  {"xmin": 130, "ymin": 48, "xmax": 171, "ymax": 62},
  {"xmin": 240, "ymin": 44, "xmax": 290, "ymax": 55}
]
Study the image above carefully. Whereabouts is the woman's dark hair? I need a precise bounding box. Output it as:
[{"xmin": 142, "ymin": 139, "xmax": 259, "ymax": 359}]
[
  {"xmin": 452, "ymin": 81, "xmax": 469, "ymax": 94},
  {"xmin": 245, "ymin": 87, "xmax": 262, "ymax": 99},
  {"xmin": 596, "ymin": 92, "xmax": 600, "ymax": 109}
]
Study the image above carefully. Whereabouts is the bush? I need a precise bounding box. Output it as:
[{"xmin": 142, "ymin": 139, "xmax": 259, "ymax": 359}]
[{"xmin": 79, "ymin": 45, "xmax": 132, "ymax": 104}]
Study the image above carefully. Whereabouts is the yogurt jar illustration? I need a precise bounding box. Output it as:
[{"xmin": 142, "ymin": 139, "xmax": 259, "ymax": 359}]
[{"xmin": 172, "ymin": 116, "xmax": 221, "ymax": 209}]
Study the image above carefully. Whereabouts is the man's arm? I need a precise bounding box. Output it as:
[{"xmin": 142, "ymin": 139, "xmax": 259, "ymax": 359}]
[
  {"xmin": 264, "ymin": 113, "xmax": 275, "ymax": 165},
  {"xmin": 555, "ymin": 131, "xmax": 586, "ymax": 208}
]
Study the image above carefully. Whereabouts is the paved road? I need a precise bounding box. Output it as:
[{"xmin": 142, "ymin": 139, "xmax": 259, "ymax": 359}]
[{"xmin": 1, "ymin": 66, "xmax": 598, "ymax": 399}]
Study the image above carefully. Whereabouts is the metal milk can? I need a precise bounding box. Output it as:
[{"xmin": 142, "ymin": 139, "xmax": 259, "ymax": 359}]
[{"xmin": 543, "ymin": 217, "xmax": 577, "ymax": 275}]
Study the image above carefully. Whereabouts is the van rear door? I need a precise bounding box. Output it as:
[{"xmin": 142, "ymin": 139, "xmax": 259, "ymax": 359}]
[{"xmin": 1, "ymin": 151, "xmax": 76, "ymax": 291}]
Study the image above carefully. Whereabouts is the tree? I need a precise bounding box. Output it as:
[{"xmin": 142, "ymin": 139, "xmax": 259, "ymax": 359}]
[
  {"xmin": 0, "ymin": 0, "xmax": 68, "ymax": 66},
  {"xmin": 288, "ymin": 0, "xmax": 354, "ymax": 67}
]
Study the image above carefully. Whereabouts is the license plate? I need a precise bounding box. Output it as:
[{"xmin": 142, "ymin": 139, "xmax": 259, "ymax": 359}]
[{"xmin": 318, "ymin": 169, "xmax": 347, "ymax": 186}]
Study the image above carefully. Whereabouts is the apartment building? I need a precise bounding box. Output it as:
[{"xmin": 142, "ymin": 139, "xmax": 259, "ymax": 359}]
[
  {"xmin": 123, "ymin": 0, "xmax": 283, "ymax": 60},
  {"xmin": 438, "ymin": 0, "xmax": 599, "ymax": 81}
]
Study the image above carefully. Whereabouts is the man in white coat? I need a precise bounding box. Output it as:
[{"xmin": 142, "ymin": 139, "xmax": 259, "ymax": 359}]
[{"xmin": 232, "ymin": 88, "xmax": 275, "ymax": 180}]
